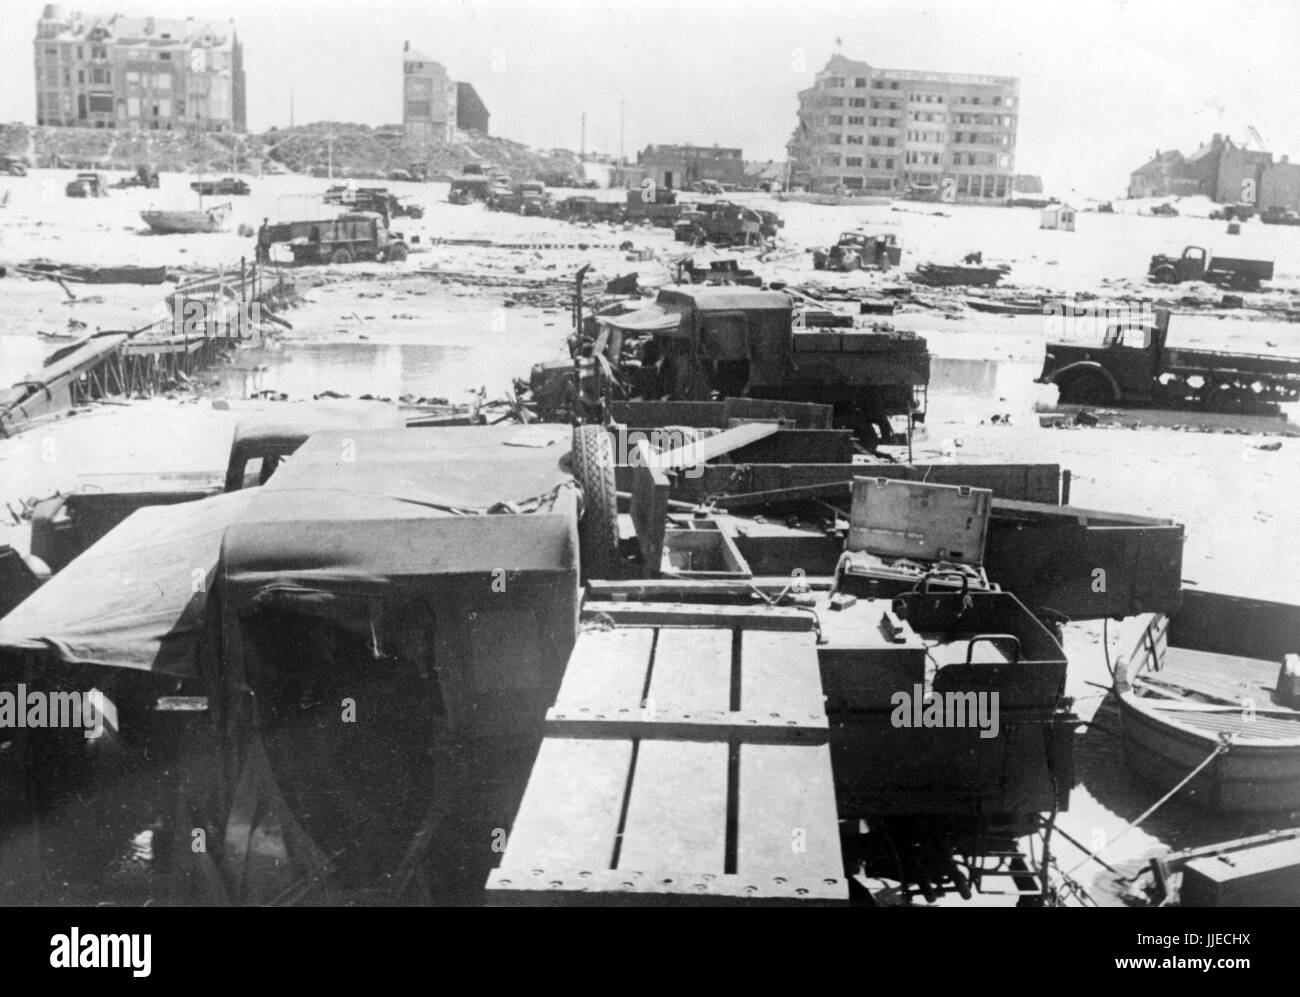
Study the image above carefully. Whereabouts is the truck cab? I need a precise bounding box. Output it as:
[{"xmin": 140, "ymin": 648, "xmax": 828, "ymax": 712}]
[
  {"xmin": 256, "ymin": 211, "xmax": 409, "ymax": 265},
  {"xmin": 1039, "ymin": 309, "xmax": 1170, "ymax": 404}
]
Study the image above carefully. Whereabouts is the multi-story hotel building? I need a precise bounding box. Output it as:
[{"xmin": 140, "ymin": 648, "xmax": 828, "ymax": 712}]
[
  {"xmin": 34, "ymin": 6, "xmax": 246, "ymax": 131},
  {"xmin": 403, "ymin": 42, "xmax": 490, "ymax": 145},
  {"xmin": 788, "ymin": 53, "xmax": 1019, "ymax": 202}
]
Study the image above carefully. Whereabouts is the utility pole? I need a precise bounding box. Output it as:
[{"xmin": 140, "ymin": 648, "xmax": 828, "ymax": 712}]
[
  {"xmin": 580, "ymin": 111, "xmax": 586, "ymax": 163},
  {"xmin": 619, "ymin": 96, "xmax": 625, "ymax": 164},
  {"xmin": 289, "ymin": 86, "xmax": 294, "ymax": 128}
]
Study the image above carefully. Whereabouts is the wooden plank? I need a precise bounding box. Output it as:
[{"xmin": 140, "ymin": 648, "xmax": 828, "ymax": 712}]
[
  {"xmin": 649, "ymin": 627, "xmax": 733, "ymax": 713},
  {"xmin": 585, "ymin": 578, "xmax": 835, "ymax": 600},
  {"xmin": 651, "ymin": 422, "xmax": 780, "ymax": 470},
  {"xmin": 616, "ymin": 740, "xmax": 729, "ymax": 872},
  {"xmin": 500, "ymin": 738, "xmax": 632, "ymax": 869},
  {"xmin": 582, "ymin": 601, "xmax": 815, "ymax": 632},
  {"xmin": 554, "ymin": 628, "xmax": 654, "ymax": 712},
  {"xmin": 741, "ymin": 631, "xmax": 826, "ymax": 718},
  {"xmin": 736, "ymin": 743, "xmax": 846, "ymax": 894},
  {"xmin": 485, "ymin": 866, "xmax": 846, "ymax": 905},
  {"xmin": 545, "ymin": 710, "xmax": 828, "ymax": 744}
]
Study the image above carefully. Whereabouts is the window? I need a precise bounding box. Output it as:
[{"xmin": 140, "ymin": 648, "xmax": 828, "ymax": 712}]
[
  {"xmin": 890, "ymin": 81, "xmax": 899, "ymax": 89},
  {"xmin": 971, "ymin": 96, "xmax": 980, "ymax": 104},
  {"xmin": 869, "ymin": 136, "xmax": 880, "ymax": 146},
  {"xmin": 869, "ymin": 158, "xmax": 879, "ymax": 169},
  {"xmin": 77, "ymin": 46, "xmax": 83, "ymax": 59},
  {"xmin": 827, "ymin": 97, "xmax": 844, "ymax": 107},
  {"xmin": 91, "ymin": 44, "xmax": 106, "ymax": 59},
  {"xmin": 890, "ymin": 101, "xmax": 899, "ymax": 109},
  {"xmin": 868, "ymin": 117, "xmax": 877, "ymax": 127},
  {"xmin": 854, "ymin": 77, "xmax": 867, "ymax": 87},
  {"xmin": 886, "ymin": 137, "xmax": 896, "ymax": 147},
  {"xmin": 826, "ymin": 77, "xmax": 845, "ymax": 88},
  {"xmin": 992, "ymin": 96, "xmax": 1001, "ymax": 105},
  {"xmin": 871, "ymin": 99, "xmax": 881, "ymax": 108},
  {"xmin": 160, "ymin": 52, "xmax": 171, "ymax": 61},
  {"xmin": 848, "ymin": 115, "xmax": 863, "ymax": 125},
  {"xmin": 872, "ymin": 80, "xmax": 883, "ymax": 89},
  {"xmin": 827, "ymin": 115, "xmax": 843, "ymax": 125},
  {"xmin": 828, "ymin": 133, "xmax": 842, "ymax": 144},
  {"xmin": 885, "ymin": 158, "xmax": 895, "ymax": 169},
  {"xmin": 846, "ymin": 134, "xmax": 863, "ymax": 145},
  {"xmin": 849, "ymin": 97, "xmax": 865, "ymax": 107},
  {"xmin": 846, "ymin": 156, "xmax": 862, "ymax": 166},
  {"xmin": 77, "ymin": 70, "xmax": 84, "ymax": 83},
  {"xmin": 91, "ymin": 67, "xmax": 110, "ymax": 84}
]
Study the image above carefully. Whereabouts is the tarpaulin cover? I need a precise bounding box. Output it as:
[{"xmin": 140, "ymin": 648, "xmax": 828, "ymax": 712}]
[
  {"xmin": 0, "ymin": 424, "xmax": 579, "ymax": 676},
  {"xmin": 596, "ymin": 300, "xmax": 686, "ymax": 334}
]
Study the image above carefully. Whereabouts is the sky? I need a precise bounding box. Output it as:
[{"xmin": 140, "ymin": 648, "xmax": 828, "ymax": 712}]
[{"xmin": 4, "ymin": 0, "xmax": 1299, "ymax": 197}]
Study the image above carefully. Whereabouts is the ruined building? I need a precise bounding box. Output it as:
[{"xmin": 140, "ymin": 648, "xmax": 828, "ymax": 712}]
[
  {"xmin": 788, "ymin": 53, "xmax": 1019, "ymax": 201},
  {"xmin": 402, "ymin": 42, "xmax": 490, "ymax": 145},
  {"xmin": 34, "ymin": 6, "xmax": 246, "ymax": 131}
]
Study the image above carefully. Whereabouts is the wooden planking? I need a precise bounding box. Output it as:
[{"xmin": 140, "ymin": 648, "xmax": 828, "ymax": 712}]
[
  {"xmin": 582, "ymin": 601, "xmax": 815, "ymax": 632},
  {"xmin": 501, "ymin": 737, "xmax": 633, "ymax": 870},
  {"xmin": 649, "ymin": 627, "xmax": 733, "ymax": 713},
  {"xmin": 617, "ymin": 740, "xmax": 729, "ymax": 872},
  {"xmin": 741, "ymin": 630, "xmax": 826, "ymax": 718},
  {"xmin": 545, "ymin": 711, "xmax": 828, "ymax": 745},
  {"xmin": 554, "ymin": 628, "xmax": 654, "ymax": 712},
  {"xmin": 736, "ymin": 742, "xmax": 845, "ymax": 895}
]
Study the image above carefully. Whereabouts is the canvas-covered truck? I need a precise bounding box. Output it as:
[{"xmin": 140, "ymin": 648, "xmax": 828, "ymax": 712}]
[
  {"xmin": 530, "ymin": 285, "xmax": 929, "ymax": 448},
  {"xmin": 1147, "ymin": 245, "xmax": 1274, "ymax": 291},
  {"xmin": 1038, "ymin": 307, "xmax": 1300, "ymax": 413},
  {"xmin": 255, "ymin": 211, "xmax": 410, "ymax": 265}
]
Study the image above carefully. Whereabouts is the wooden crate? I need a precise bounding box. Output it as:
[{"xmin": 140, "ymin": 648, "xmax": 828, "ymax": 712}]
[{"xmin": 487, "ymin": 621, "xmax": 847, "ymax": 905}]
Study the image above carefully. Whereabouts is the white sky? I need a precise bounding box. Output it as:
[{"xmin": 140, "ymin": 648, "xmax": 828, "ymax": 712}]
[{"xmin": 4, "ymin": 0, "xmax": 1298, "ymax": 197}]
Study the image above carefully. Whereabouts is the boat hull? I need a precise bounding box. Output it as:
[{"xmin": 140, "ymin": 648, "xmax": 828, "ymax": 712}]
[{"xmin": 140, "ymin": 204, "xmax": 231, "ymax": 234}]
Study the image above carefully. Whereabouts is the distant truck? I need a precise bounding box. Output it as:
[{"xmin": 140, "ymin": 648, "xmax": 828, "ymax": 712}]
[
  {"xmin": 325, "ymin": 186, "xmax": 424, "ymax": 219},
  {"xmin": 1147, "ymin": 245, "xmax": 1273, "ymax": 291},
  {"xmin": 1037, "ymin": 307, "xmax": 1300, "ymax": 413},
  {"xmin": 448, "ymin": 175, "xmax": 492, "ymax": 204},
  {"xmin": 111, "ymin": 165, "xmax": 160, "ymax": 189},
  {"xmin": 255, "ymin": 211, "xmax": 410, "ymax": 265},
  {"xmin": 674, "ymin": 201, "xmax": 781, "ymax": 246},
  {"xmin": 0, "ymin": 156, "xmax": 30, "ymax": 177},
  {"xmin": 191, "ymin": 176, "xmax": 251, "ymax": 196},
  {"xmin": 813, "ymin": 230, "xmax": 901, "ymax": 271},
  {"xmin": 624, "ymin": 186, "xmax": 683, "ymax": 227},
  {"xmin": 489, "ymin": 180, "xmax": 552, "ymax": 216},
  {"xmin": 1261, "ymin": 207, "xmax": 1300, "ymax": 226},
  {"xmin": 531, "ymin": 284, "xmax": 930, "ymax": 448},
  {"xmin": 65, "ymin": 172, "xmax": 106, "ymax": 198}
]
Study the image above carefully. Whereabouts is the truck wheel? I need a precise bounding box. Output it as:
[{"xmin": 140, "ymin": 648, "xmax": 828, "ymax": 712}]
[
  {"xmin": 330, "ymin": 248, "xmax": 353, "ymax": 265},
  {"xmin": 1151, "ymin": 264, "xmax": 1177, "ymax": 284},
  {"xmin": 571, "ymin": 424, "xmax": 621, "ymax": 581},
  {"xmin": 1063, "ymin": 370, "xmax": 1113, "ymax": 405},
  {"xmin": 386, "ymin": 242, "xmax": 408, "ymax": 262}
]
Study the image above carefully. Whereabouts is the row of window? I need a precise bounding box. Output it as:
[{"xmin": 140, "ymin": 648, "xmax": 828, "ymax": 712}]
[
  {"xmin": 952, "ymin": 132, "xmax": 1013, "ymax": 146},
  {"xmin": 823, "ymin": 77, "xmax": 1015, "ymax": 105},
  {"xmin": 821, "ymin": 155, "xmax": 897, "ymax": 170},
  {"xmin": 907, "ymin": 130, "xmax": 946, "ymax": 143},
  {"xmin": 951, "ymin": 152, "xmax": 1011, "ymax": 167},
  {"xmin": 905, "ymin": 151, "xmax": 943, "ymax": 166},
  {"xmin": 828, "ymin": 172, "xmax": 1012, "ymax": 198},
  {"xmin": 952, "ymin": 113, "xmax": 1014, "ymax": 126},
  {"xmin": 826, "ymin": 134, "xmax": 898, "ymax": 147},
  {"xmin": 825, "ymin": 115, "xmax": 900, "ymax": 128}
]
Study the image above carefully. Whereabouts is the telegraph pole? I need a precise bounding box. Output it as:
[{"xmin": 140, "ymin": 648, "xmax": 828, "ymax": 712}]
[
  {"xmin": 619, "ymin": 97, "xmax": 625, "ymax": 164},
  {"xmin": 580, "ymin": 111, "xmax": 586, "ymax": 162}
]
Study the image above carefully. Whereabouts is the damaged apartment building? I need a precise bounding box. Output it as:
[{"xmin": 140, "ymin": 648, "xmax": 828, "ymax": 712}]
[
  {"xmin": 33, "ymin": 5, "xmax": 246, "ymax": 131},
  {"xmin": 787, "ymin": 52, "xmax": 1019, "ymax": 201},
  {"xmin": 401, "ymin": 41, "xmax": 489, "ymax": 146}
]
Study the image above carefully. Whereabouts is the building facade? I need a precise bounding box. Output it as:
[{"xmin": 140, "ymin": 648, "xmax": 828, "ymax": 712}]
[
  {"xmin": 402, "ymin": 42, "xmax": 490, "ymax": 144},
  {"xmin": 1127, "ymin": 134, "xmax": 1300, "ymax": 210},
  {"xmin": 788, "ymin": 53, "xmax": 1019, "ymax": 201},
  {"xmin": 637, "ymin": 144, "xmax": 745, "ymax": 189},
  {"xmin": 34, "ymin": 6, "xmax": 245, "ymax": 131}
]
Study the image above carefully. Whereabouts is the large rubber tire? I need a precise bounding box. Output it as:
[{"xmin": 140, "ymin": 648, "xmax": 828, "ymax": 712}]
[
  {"xmin": 330, "ymin": 248, "xmax": 354, "ymax": 265},
  {"xmin": 1151, "ymin": 264, "xmax": 1177, "ymax": 284},
  {"xmin": 386, "ymin": 242, "xmax": 408, "ymax": 262},
  {"xmin": 1062, "ymin": 370, "xmax": 1113, "ymax": 405},
  {"xmin": 571, "ymin": 424, "xmax": 621, "ymax": 581}
]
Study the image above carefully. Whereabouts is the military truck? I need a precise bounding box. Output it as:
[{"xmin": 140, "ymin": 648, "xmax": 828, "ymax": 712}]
[
  {"xmin": 1038, "ymin": 307, "xmax": 1300, "ymax": 412},
  {"xmin": 255, "ymin": 211, "xmax": 410, "ymax": 265},
  {"xmin": 813, "ymin": 230, "xmax": 902, "ymax": 271},
  {"xmin": 531, "ymin": 284, "xmax": 929, "ymax": 448},
  {"xmin": 1147, "ymin": 245, "xmax": 1273, "ymax": 291}
]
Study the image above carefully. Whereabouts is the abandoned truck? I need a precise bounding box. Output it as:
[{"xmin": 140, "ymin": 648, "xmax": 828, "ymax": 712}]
[
  {"xmin": 813, "ymin": 230, "xmax": 902, "ymax": 272},
  {"xmin": 255, "ymin": 211, "xmax": 410, "ymax": 265},
  {"xmin": 1038, "ymin": 307, "xmax": 1300, "ymax": 412},
  {"xmin": 530, "ymin": 285, "xmax": 929, "ymax": 448},
  {"xmin": 1147, "ymin": 245, "xmax": 1273, "ymax": 291}
]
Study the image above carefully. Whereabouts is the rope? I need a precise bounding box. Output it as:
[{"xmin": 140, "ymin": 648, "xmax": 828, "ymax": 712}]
[{"xmin": 1064, "ymin": 734, "xmax": 1232, "ymax": 877}]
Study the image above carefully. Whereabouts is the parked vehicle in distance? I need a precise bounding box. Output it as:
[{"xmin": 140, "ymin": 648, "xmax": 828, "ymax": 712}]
[
  {"xmin": 1209, "ymin": 202, "xmax": 1255, "ymax": 221},
  {"xmin": 65, "ymin": 172, "xmax": 106, "ymax": 197},
  {"xmin": 191, "ymin": 176, "xmax": 251, "ymax": 196},
  {"xmin": 1038, "ymin": 306, "xmax": 1300, "ymax": 412},
  {"xmin": 813, "ymin": 230, "xmax": 902, "ymax": 271},
  {"xmin": 448, "ymin": 175, "xmax": 492, "ymax": 204},
  {"xmin": 1261, "ymin": 206, "xmax": 1300, "ymax": 226},
  {"xmin": 0, "ymin": 156, "xmax": 29, "ymax": 177},
  {"xmin": 111, "ymin": 164, "xmax": 159, "ymax": 189},
  {"xmin": 1147, "ymin": 244, "xmax": 1273, "ymax": 290},
  {"xmin": 255, "ymin": 211, "xmax": 410, "ymax": 265}
]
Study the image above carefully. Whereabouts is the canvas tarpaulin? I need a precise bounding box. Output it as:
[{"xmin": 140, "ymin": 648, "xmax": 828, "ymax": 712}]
[{"xmin": 0, "ymin": 424, "xmax": 580, "ymax": 677}]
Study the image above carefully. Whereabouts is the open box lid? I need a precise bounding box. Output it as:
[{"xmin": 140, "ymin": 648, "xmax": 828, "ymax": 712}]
[{"xmin": 847, "ymin": 477, "xmax": 992, "ymax": 565}]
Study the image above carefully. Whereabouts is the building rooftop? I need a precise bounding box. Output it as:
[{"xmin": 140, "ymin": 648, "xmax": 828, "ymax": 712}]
[{"xmin": 37, "ymin": 11, "xmax": 235, "ymax": 49}]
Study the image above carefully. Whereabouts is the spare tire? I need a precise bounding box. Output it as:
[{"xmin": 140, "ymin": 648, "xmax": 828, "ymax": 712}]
[{"xmin": 571, "ymin": 424, "xmax": 620, "ymax": 581}]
